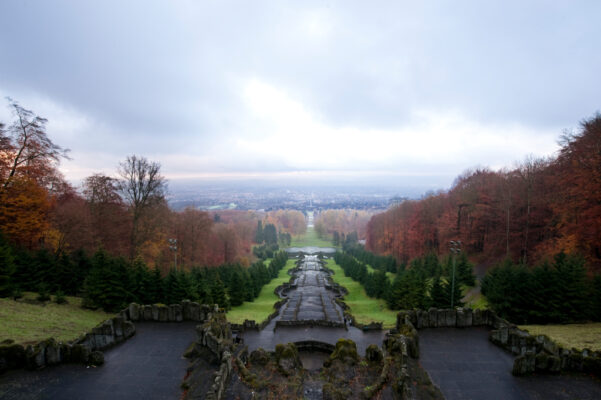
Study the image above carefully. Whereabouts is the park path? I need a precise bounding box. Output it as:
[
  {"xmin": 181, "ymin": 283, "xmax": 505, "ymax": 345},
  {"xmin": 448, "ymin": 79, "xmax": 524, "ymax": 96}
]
[
  {"xmin": 420, "ymin": 327, "xmax": 601, "ymax": 400},
  {"xmin": 0, "ymin": 322, "xmax": 197, "ymax": 400}
]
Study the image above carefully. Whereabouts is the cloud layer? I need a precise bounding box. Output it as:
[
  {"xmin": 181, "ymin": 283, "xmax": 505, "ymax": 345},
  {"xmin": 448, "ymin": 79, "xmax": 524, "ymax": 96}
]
[{"xmin": 1, "ymin": 1, "xmax": 599, "ymax": 186}]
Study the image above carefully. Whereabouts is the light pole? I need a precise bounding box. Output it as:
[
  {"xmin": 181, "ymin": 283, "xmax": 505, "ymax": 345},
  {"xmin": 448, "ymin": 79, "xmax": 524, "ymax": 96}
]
[
  {"xmin": 449, "ymin": 240, "xmax": 461, "ymax": 308},
  {"xmin": 168, "ymin": 238, "xmax": 178, "ymax": 271}
]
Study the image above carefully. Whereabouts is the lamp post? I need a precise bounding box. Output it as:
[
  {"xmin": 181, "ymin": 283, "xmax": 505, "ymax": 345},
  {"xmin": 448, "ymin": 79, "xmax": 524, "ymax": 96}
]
[
  {"xmin": 168, "ymin": 238, "xmax": 177, "ymax": 271},
  {"xmin": 449, "ymin": 240, "xmax": 461, "ymax": 308}
]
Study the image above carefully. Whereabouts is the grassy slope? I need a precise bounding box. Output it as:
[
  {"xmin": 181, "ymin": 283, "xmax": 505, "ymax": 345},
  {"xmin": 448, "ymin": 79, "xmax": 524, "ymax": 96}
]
[
  {"xmin": 365, "ymin": 263, "xmax": 396, "ymax": 282},
  {"xmin": 226, "ymin": 259, "xmax": 296, "ymax": 324},
  {"xmin": 326, "ymin": 259, "xmax": 397, "ymax": 329},
  {"xmin": 0, "ymin": 292, "xmax": 113, "ymax": 345},
  {"xmin": 289, "ymin": 226, "xmax": 335, "ymax": 248},
  {"xmin": 462, "ymin": 283, "xmax": 489, "ymax": 310},
  {"xmin": 519, "ymin": 323, "xmax": 601, "ymax": 352}
]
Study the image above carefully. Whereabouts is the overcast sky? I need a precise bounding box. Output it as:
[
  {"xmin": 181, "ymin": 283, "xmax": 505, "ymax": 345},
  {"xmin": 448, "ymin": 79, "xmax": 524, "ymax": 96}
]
[{"xmin": 1, "ymin": 1, "xmax": 600, "ymax": 188}]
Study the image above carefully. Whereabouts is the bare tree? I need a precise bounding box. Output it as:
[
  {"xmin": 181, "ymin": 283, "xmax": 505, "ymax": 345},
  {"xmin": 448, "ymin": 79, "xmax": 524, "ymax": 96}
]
[
  {"xmin": 517, "ymin": 155, "xmax": 548, "ymax": 265},
  {"xmin": 1, "ymin": 98, "xmax": 69, "ymax": 190},
  {"xmin": 118, "ymin": 155, "xmax": 167, "ymax": 258},
  {"xmin": 83, "ymin": 173, "xmax": 122, "ymax": 205}
]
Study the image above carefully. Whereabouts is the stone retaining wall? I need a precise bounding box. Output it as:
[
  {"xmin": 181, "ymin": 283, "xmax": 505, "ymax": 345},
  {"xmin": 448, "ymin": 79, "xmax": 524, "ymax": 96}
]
[
  {"xmin": 275, "ymin": 319, "xmax": 345, "ymax": 329},
  {"xmin": 125, "ymin": 301, "xmax": 217, "ymax": 323},
  {"xmin": 396, "ymin": 308, "xmax": 502, "ymax": 330},
  {"xmin": 490, "ymin": 324, "xmax": 601, "ymax": 376},
  {"xmin": 184, "ymin": 313, "xmax": 236, "ymax": 400},
  {"xmin": 0, "ymin": 301, "xmax": 216, "ymax": 375},
  {"xmin": 0, "ymin": 312, "xmax": 135, "ymax": 374},
  {"xmin": 396, "ymin": 307, "xmax": 601, "ymax": 377}
]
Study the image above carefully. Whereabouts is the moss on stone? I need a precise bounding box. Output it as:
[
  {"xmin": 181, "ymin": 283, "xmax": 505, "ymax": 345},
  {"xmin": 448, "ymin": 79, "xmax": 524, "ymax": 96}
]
[
  {"xmin": 325, "ymin": 338, "xmax": 359, "ymax": 367},
  {"xmin": 249, "ymin": 348, "xmax": 270, "ymax": 366},
  {"xmin": 322, "ymin": 382, "xmax": 351, "ymax": 400}
]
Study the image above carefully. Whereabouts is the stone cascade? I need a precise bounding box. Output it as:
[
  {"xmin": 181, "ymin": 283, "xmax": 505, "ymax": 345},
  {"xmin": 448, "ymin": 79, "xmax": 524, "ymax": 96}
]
[{"xmin": 276, "ymin": 255, "xmax": 344, "ymax": 327}]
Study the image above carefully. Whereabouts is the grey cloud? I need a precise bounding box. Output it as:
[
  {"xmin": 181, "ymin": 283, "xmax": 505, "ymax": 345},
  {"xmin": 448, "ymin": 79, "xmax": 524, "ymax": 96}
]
[{"xmin": 0, "ymin": 0, "xmax": 599, "ymax": 182}]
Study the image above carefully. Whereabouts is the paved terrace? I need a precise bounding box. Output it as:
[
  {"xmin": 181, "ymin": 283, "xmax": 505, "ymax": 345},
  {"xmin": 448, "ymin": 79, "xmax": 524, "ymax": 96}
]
[
  {"xmin": 420, "ymin": 327, "xmax": 601, "ymax": 400},
  {"xmin": 0, "ymin": 322, "xmax": 197, "ymax": 400}
]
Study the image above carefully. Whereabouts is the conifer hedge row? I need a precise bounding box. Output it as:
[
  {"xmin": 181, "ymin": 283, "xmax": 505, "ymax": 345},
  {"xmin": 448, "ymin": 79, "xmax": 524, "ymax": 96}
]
[
  {"xmin": 482, "ymin": 253, "xmax": 601, "ymax": 324},
  {"xmin": 333, "ymin": 247, "xmax": 476, "ymax": 311},
  {"xmin": 0, "ymin": 232, "xmax": 289, "ymax": 312}
]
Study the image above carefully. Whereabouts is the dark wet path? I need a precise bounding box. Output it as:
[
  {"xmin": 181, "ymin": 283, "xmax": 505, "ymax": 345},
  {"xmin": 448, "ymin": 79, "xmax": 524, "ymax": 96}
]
[
  {"xmin": 420, "ymin": 327, "xmax": 601, "ymax": 400},
  {"xmin": 0, "ymin": 322, "xmax": 197, "ymax": 400}
]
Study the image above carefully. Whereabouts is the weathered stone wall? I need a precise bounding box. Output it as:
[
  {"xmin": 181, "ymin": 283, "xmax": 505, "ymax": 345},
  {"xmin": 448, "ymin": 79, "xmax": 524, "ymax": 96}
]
[
  {"xmin": 184, "ymin": 313, "xmax": 236, "ymax": 400},
  {"xmin": 490, "ymin": 325, "xmax": 601, "ymax": 376},
  {"xmin": 126, "ymin": 301, "xmax": 217, "ymax": 323},
  {"xmin": 383, "ymin": 333, "xmax": 414, "ymax": 399},
  {"xmin": 396, "ymin": 308, "xmax": 498, "ymax": 330},
  {"xmin": 275, "ymin": 319, "xmax": 345, "ymax": 329},
  {"xmin": 0, "ymin": 301, "xmax": 215, "ymax": 375},
  {"xmin": 396, "ymin": 307, "xmax": 601, "ymax": 377},
  {"xmin": 0, "ymin": 312, "xmax": 133, "ymax": 374}
]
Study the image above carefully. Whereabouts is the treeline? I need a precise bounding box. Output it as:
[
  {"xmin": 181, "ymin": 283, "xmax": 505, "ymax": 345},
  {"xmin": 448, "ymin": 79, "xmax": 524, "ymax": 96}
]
[
  {"xmin": 366, "ymin": 114, "xmax": 601, "ymax": 272},
  {"xmin": 344, "ymin": 244, "xmax": 397, "ymax": 273},
  {"xmin": 333, "ymin": 248, "xmax": 475, "ymax": 311},
  {"xmin": 252, "ymin": 220, "xmax": 292, "ymax": 260},
  {"xmin": 263, "ymin": 210, "xmax": 306, "ymax": 236},
  {"xmin": 332, "ymin": 231, "xmax": 359, "ymax": 247},
  {"xmin": 0, "ymin": 99, "xmax": 302, "ymax": 270},
  {"xmin": 0, "ymin": 233, "xmax": 289, "ymax": 312},
  {"xmin": 482, "ymin": 253, "xmax": 601, "ymax": 324},
  {"xmin": 315, "ymin": 209, "xmax": 373, "ymax": 240}
]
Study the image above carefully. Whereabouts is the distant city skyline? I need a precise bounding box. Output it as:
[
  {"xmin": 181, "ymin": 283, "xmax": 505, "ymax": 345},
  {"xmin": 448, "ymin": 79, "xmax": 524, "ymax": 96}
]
[{"xmin": 1, "ymin": 1, "xmax": 600, "ymax": 189}]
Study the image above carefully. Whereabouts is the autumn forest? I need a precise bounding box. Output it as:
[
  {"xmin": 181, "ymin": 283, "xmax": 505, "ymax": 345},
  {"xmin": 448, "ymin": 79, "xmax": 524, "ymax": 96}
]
[{"xmin": 366, "ymin": 114, "xmax": 601, "ymax": 274}]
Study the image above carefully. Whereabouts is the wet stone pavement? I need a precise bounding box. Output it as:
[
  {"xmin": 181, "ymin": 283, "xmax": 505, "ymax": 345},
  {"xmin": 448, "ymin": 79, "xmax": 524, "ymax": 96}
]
[
  {"xmin": 280, "ymin": 255, "xmax": 343, "ymax": 324},
  {"xmin": 420, "ymin": 327, "xmax": 601, "ymax": 400},
  {"xmin": 0, "ymin": 322, "xmax": 197, "ymax": 400}
]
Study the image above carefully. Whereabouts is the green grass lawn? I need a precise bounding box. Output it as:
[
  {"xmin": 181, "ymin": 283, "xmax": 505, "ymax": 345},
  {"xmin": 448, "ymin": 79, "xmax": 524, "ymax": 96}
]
[
  {"xmin": 326, "ymin": 259, "xmax": 397, "ymax": 329},
  {"xmin": 0, "ymin": 292, "xmax": 113, "ymax": 345},
  {"xmin": 462, "ymin": 284, "xmax": 489, "ymax": 310},
  {"xmin": 365, "ymin": 263, "xmax": 396, "ymax": 282},
  {"xmin": 519, "ymin": 323, "xmax": 601, "ymax": 351},
  {"xmin": 226, "ymin": 259, "xmax": 297, "ymax": 324},
  {"xmin": 289, "ymin": 226, "xmax": 335, "ymax": 248}
]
